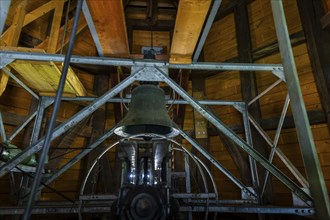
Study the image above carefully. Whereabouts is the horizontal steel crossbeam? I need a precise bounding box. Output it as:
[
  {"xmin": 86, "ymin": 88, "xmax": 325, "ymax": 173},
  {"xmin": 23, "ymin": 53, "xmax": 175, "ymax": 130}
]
[
  {"xmin": 0, "ymin": 50, "xmax": 283, "ymax": 72},
  {"xmin": 0, "ymin": 205, "xmax": 315, "ymax": 216}
]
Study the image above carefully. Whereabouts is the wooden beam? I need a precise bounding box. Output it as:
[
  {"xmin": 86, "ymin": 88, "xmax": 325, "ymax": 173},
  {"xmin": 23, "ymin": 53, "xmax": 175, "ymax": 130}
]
[
  {"xmin": 297, "ymin": 0, "xmax": 330, "ymax": 133},
  {"xmin": 86, "ymin": 0, "xmax": 129, "ymax": 56},
  {"xmin": 214, "ymin": 0, "xmax": 255, "ymax": 22},
  {"xmin": 23, "ymin": 1, "xmax": 57, "ymax": 27},
  {"xmin": 47, "ymin": 1, "xmax": 65, "ymax": 53},
  {"xmin": 170, "ymin": 0, "xmax": 212, "ymax": 63},
  {"xmin": 36, "ymin": 16, "xmax": 87, "ymax": 53},
  {"xmin": 1, "ymin": 0, "xmax": 63, "ymax": 42},
  {"xmin": 192, "ymin": 30, "xmax": 306, "ymax": 77},
  {"xmin": 8, "ymin": 59, "xmax": 87, "ymax": 96},
  {"xmin": 0, "ymin": 0, "xmax": 27, "ymax": 96}
]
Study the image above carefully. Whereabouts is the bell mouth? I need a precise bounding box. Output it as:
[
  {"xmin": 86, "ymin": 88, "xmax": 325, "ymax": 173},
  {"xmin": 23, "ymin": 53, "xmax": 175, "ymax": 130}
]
[{"xmin": 114, "ymin": 124, "xmax": 179, "ymax": 139}]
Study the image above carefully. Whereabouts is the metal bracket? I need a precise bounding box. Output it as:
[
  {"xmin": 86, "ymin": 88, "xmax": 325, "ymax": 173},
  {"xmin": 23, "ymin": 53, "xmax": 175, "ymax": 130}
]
[
  {"xmin": 241, "ymin": 187, "xmax": 258, "ymax": 200},
  {"xmin": 292, "ymin": 188, "xmax": 312, "ymax": 207},
  {"xmin": 131, "ymin": 66, "xmax": 168, "ymax": 82},
  {"xmin": 232, "ymin": 103, "xmax": 246, "ymax": 113},
  {"xmin": 0, "ymin": 58, "xmax": 14, "ymax": 69},
  {"xmin": 272, "ymin": 70, "xmax": 286, "ymax": 82}
]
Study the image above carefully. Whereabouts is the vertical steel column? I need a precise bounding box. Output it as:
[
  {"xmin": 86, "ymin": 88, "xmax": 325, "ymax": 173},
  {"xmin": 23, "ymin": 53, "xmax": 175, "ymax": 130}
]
[
  {"xmin": 0, "ymin": 112, "xmax": 6, "ymax": 142},
  {"xmin": 30, "ymin": 97, "xmax": 52, "ymax": 145},
  {"xmin": 0, "ymin": 0, "xmax": 11, "ymax": 34},
  {"xmin": 271, "ymin": 1, "xmax": 330, "ymax": 219},
  {"xmin": 242, "ymin": 104, "xmax": 260, "ymax": 190},
  {"xmin": 184, "ymin": 154, "xmax": 192, "ymax": 220}
]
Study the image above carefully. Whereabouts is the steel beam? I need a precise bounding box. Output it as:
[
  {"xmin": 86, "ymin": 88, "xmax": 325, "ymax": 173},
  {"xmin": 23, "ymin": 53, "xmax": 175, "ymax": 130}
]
[
  {"xmin": 0, "ymin": 50, "xmax": 283, "ymax": 72},
  {"xmin": 0, "ymin": 73, "xmax": 136, "ymax": 177},
  {"xmin": 40, "ymin": 126, "xmax": 116, "ymax": 189},
  {"xmin": 7, "ymin": 111, "xmax": 37, "ymax": 143},
  {"xmin": 0, "ymin": 205, "xmax": 315, "ymax": 216},
  {"xmin": 60, "ymin": 96, "xmax": 244, "ymax": 106},
  {"xmin": 29, "ymin": 97, "xmax": 51, "ymax": 145},
  {"xmin": 2, "ymin": 68, "xmax": 39, "ymax": 100},
  {"xmin": 154, "ymin": 67, "xmax": 313, "ymax": 205},
  {"xmin": 0, "ymin": 0, "xmax": 11, "ymax": 35},
  {"xmin": 271, "ymin": 1, "xmax": 330, "ymax": 219},
  {"xmin": 178, "ymin": 127, "xmax": 257, "ymax": 200},
  {"xmin": 82, "ymin": 0, "xmax": 104, "ymax": 56},
  {"xmin": 179, "ymin": 206, "xmax": 315, "ymax": 215},
  {"xmin": 193, "ymin": 0, "xmax": 222, "ymax": 62},
  {"xmin": 0, "ymin": 112, "xmax": 7, "ymax": 142},
  {"xmin": 248, "ymin": 113, "xmax": 309, "ymax": 188}
]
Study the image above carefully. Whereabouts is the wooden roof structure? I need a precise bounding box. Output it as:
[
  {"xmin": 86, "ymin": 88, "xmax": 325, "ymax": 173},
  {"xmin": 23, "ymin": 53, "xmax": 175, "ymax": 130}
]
[{"xmin": 0, "ymin": 0, "xmax": 330, "ymax": 219}]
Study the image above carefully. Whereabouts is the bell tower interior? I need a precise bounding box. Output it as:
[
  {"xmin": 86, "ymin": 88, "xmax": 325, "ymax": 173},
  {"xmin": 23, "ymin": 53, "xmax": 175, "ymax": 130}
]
[{"xmin": 0, "ymin": 0, "xmax": 330, "ymax": 219}]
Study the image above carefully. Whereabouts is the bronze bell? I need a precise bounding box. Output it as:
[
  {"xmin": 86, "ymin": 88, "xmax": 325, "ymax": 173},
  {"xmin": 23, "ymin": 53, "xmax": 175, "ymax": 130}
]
[{"xmin": 114, "ymin": 85, "xmax": 179, "ymax": 138}]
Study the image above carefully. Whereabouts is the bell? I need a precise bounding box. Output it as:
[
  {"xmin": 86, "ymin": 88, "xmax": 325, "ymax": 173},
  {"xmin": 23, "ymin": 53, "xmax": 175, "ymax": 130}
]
[{"xmin": 114, "ymin": 85, "xmax": 179, "ymax": 138}]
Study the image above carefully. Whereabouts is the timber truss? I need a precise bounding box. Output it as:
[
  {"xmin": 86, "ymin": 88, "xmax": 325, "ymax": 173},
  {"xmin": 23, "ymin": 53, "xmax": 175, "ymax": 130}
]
[{"xmin": 0, "ymin": 0, "xmax": 329, "ymax": 220}]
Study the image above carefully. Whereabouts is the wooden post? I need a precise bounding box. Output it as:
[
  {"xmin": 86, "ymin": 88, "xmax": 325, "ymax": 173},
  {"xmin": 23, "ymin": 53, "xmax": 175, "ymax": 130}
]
[{"xmin": 297, "ymin": 0, "xmax": 330, "ymax": 133}]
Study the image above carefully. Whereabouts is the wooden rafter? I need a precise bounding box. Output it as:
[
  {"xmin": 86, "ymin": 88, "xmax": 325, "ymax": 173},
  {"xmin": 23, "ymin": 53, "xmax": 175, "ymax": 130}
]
[
  {"xmin": 170, "ymin": 0, "xmax": 212, "ymax": 63},
  {"xmin": 36, "ymin": 15, "xmax": 87, "ymax": 53},
  {"xmin": 1, "ymin": 0, "xmax": 67, "ymax": 43},
  {"xmin": 86, "ymin": 0, "xmax": 129, "ymax": 56},
  {"xmin": 0, "ymin": 0, "xmax": 27, "ymax": 96},
  {"xmin": 47, "ymin": 1, "xmax": 65, "ymax": 53}
]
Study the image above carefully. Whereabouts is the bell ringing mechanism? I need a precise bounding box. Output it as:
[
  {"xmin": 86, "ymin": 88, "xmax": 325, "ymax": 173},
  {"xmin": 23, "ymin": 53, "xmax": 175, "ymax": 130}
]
[{"xmin": 111, "ymin": 81, "xmax": 182, "ymax": 219}]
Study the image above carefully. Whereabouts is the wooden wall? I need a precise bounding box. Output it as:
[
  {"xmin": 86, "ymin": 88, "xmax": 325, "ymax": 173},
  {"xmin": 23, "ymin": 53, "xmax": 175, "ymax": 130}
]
[
  {"xmin": 0, "ymin": 70, "xmax": 96, "ymax": 203},
  {"xmin": 202, "ymin": 0, "xmax": 330, "ymax": 206}
]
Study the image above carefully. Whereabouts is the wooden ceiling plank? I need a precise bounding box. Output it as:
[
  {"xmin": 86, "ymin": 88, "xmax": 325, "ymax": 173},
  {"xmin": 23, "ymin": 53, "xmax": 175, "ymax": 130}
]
[
  {"xmin": 56, "ymin": 64, "xmax": 88, "ymax": 96},
  {"xmin": 47, "ymin": 1, "xmax": 65, "ymax": 53},
  {"xmin": 169, "ymin": 0, "xmax": 212, "ymax": 64},
  {"xmin": 9, "ymin": 62, "xmax": 54, "ymax": 92},
  {"xmin": 86, "ymin": 0, "xmax": 129, "ymax": 56},
  {"xmin": 1, "ymin": 45, "xmax": 87, "ymax": 96}
]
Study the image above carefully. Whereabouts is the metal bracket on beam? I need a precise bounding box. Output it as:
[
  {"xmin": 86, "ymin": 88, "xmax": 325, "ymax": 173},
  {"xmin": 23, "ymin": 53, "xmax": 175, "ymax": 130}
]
[
  {"xmin": 0, "ymin": 58, "xmax": 14, "ymax": 69},
  {"xmin": 131, "ymin": 66, "xmax": 168, "ymax": 82},
  {"xmin": 272, "ymin": 69, "xmax": 286, "ymax": 82}
]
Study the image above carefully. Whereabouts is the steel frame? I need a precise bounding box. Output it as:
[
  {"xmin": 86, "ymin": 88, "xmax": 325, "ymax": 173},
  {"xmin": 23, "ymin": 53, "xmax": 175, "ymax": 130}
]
[
  {"xmin": 0, "ymin": 0, "xmax": 329, "ymax": 218},
  {"xmin": 0, "ymin": 204, "xmax": 315, "ymax": 216}
]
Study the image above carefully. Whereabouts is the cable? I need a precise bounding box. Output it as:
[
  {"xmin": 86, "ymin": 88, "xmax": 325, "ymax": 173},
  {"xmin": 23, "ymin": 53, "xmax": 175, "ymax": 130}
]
[
  {"xmin": 60, "ymin": 0, "xmax": 71, "ymax": 54},
  {"xmin": 23, "ymin": 0, "xmax": 84, "ymax": 219},
  {"xmin": 15, "ymin": 166, "xmax": 75, "ymax": 203}
]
